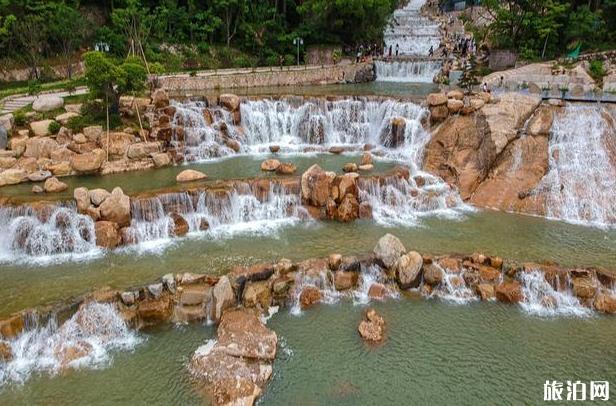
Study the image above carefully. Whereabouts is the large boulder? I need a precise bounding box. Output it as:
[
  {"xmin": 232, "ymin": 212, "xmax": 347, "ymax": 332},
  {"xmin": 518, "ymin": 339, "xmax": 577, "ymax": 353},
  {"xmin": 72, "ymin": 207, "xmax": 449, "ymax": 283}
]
[
  {"xmin": 70, "ymin": 149, "xmax": 106, "ymax": 174},
  {"xmin": 423, "ymin": 264, "xmax": 444, "ymax": 286},
  {"xmin": 301, "ymin": 164, "xmax": 333, "ymax": 207},
  {"xmin": 260, "ymin": 159, "xmax": 281, "ymax": 172},
  {"xmin": 393, "ymin": 251, "xmax": 423, "ymax": 289},
  {"xmin": 99, "ymin": 132, "xmax": 134, "ymax": 159},
  {"xmin": 152, "ymin": 89, "xmax": 170, "ymax": 109},
  {"xmin": 176, "ymin": 169, "xmax": 207, "ymax": 182},
  {"xmin": 424, "ymin": 92, "xmax": 541, "ymax": 200},
  {"xmin": 527, "ymin": 105, "xmax": 554, "ymax": 136},
  {"xmin": 74, "ymin": 187, "xmax": 90, "ymax": 212},
  {"xmin": 373, "ymin": 234, "xmax": 406, "ymax": 269},
  {"xmin": 95, "ymin": 221, "xmax": 121, "ymax": 249},
  {"xmin": 211, "ymin": 276, "xmax": 235, "ymax": 322},
  {"xmin": 32, "ymin": 95, "xmax": 64, "ymax": 112},
  {"xmin": 0, "ymin": 113, "xmax": 13, "ymax": 132},
  {"xmin": 190, "ymin": 309, "xmax": 276, "ymax": 405},
  {"xmin": 336, "ymin": 194, "xmax": 359, "ymax": 222},
  {"xmin": 89, "ymin": 189, "xmax": 111, "ymax": 206},
  {"xmin": 276, "ymin": 162, "xmax": 297, "ymax": 175},
  {"xmin": 43, "ymin": 177, "xmax": 68, "ymax": 193},
  {"xmin": 358, "ymin": 308, "xmax": 385, "ymax": 342},
  {"xmin": 99, "ymin": 187, "xmax": 131, "ymax": 227},
  {"xmin": 24, "ymin": 136, "xmax": 59, "ymax": 159},
  {"xmin": 495, "ymin": 281, "xmax": 523, "ymax": 303},
  {"xmin": 126, "ymin": 142, "xmax": 160, "ymax": 159},
  {"xmin": 299, "ymin": 286, "xmax": 321, "ymax": 310},
  {"xmin": 0, "ymin": 168, "xmax": 27, "ymax": 186},
  {"xmin": 219, "ymin": 94, "xmax": 241, "ymax": 111},
  {"xmin": 427, "ymin": 93, "xmax": 448, "ymax": 106}
]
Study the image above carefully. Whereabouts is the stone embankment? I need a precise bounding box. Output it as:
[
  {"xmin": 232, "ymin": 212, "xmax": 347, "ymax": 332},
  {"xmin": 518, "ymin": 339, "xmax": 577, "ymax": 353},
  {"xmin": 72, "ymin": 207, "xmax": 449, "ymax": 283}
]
[
  {"xmin": 156, "ymin": 62, "xmax": 375, "ymax": 92},
  {"xmin": 1, "ymin": 233, "xmax": 614, "ymax": 403}
]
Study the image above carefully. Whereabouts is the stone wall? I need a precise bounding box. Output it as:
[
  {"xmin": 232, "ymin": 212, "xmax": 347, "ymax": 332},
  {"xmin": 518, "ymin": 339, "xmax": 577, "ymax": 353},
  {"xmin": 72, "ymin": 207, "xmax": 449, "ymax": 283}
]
[
  {"xmin": 156, "ymin": 63, "xmax": 375, "ymax": 92},
  {"xmin": 0, "ymin": 62, "xmax": 84, "ymax": 82}
]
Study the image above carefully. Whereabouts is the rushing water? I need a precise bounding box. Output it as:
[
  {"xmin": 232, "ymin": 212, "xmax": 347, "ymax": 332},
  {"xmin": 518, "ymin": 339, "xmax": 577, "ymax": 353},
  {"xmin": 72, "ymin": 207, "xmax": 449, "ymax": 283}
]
[
  {"xmin": 173, "ymin": 97, "xmax": 432, "ymax": 162},
  {"xmin": 535, "ymin": 104, "xmax": 616, "ymax": 228},
  {"xmin": 375, "ymin": 60, "xmax": 441, "ymax": 83},
  {"xmin": 383, "ymin": 0, "xmax": 440, "ymax": 57},
  {"xmin": 1, "ymin": 299, "xmax": 614, "ymax": 405}
]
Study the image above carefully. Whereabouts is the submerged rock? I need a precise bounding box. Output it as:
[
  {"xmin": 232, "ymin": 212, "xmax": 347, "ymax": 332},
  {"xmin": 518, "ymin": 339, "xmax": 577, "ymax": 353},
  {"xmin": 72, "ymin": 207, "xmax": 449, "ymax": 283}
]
[{"xmin": 299, "ymin": 286, "xmax": 321, "ymax": 310}]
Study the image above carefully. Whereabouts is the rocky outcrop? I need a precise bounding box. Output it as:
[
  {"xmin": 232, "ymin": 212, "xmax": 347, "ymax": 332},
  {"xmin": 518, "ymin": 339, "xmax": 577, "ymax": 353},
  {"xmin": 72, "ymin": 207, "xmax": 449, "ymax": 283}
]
[
  {"xmin": 424, "ymin": 92, "xmax": 542, "ymax": 201},
  {"xmin": 373, "ymin": 233, "xmax": 406, "ymax": 269},
  {"xmin": 99, "ymin": 187, "xmax": 131, "ymax": 227},
  {"xmin": 32, "ymin": 96, "xmax": 64, "ymax": 112},
  {"xmin": 190, "ymin": 309, "xmax": 277, "ymax": 405},
  {"xmin": 358, "ymin": 308, "xmax": 385, "ymax": 342}
]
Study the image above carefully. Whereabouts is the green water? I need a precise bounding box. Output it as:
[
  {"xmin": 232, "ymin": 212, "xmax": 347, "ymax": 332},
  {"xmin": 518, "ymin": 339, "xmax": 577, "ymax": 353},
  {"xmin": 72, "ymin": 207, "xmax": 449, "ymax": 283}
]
[
  {"xmin": 1, "ymin": 299, "xmax": 614, "ymax": 405},
  {"xmin": 0, "ymin": 153, "xmax": 396, "ymax": 203},
  {"xmin": 0, "ymin": 210, "xmax": 614, "ymax": 317},
  {"xmin": 168, "ymin": 81, "xmax": 439, "ymax": 100}
]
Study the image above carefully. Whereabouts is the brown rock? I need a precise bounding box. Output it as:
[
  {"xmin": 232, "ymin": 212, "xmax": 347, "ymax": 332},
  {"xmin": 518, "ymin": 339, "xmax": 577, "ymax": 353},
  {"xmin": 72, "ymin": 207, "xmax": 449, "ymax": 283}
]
[
  {"xmin": 479, "ymin": 266, "xmax": 501, "ymax": 283},
  {"xmin": 359, "ymin": 202, "xmax": 373, "ymax": 219},
  {"xmin": 361, "ymin": 152, "xmax": 373, "ymax": 165},
  {"xmin": 261, "ymin": 159, "xmax": 281, "ymax": 171},
  {"xmin": 495, "ymin": 281, "xmax": 523, "ymax": 303},
  {"xmin": 299, "ymin": 286, "xmax": 321, "ymax": 310},
  {"xmin": 334, "ymin": 270, "xmax": 359, "ymax": 291},
  {"xmin": 89, "ymin": 188, "xmax": 111, "ymax": 206},
  {"xmin": 70, "ymin": 149, "xmax": 106, "ymax": 173},
  {"xmin": 447, "ymin": 99, "xmax": 464, "ymax": 113},
  {"xmin": 572, "ymin": 277, "xmax": 597, "ymax": 299},
  {"xmin": 276, "ymin": 162, "xmax": 296, "ymax": 175},
  {"xmin": 393, "ymin": 251, "xmax": 423, "ymax": 289},
  {"xmin": 0, "ymin": 314, "xmax": 24, "ymax": 338},
  {"xmin": 594, "ymin": 293, "xmax": 616, "ymax": 314},
  {"xmin": 0, "ymin": 341, "xmax": 12, "ymax": 362},
  {"xmin": 217, "ymin": 309, "xmax": 277, "ymax": 360},
  {"xmin": 152, "ymin": 152, "xmax": 171, "ymax": 168},
  {"xmin": 269, "ymin": 145, "xmax": 280, "ymax": 153},
  {"xmin": 211, "ymin": 276, "xmax": 235, "ymax": 322},
  {"xmin": 447, "ymin": 90, "xmax": 464, "ymax": 100},
  {"xmin": 152, "ymin": 89, "xmax": 170, "ymax": 109},
  {"xmin": 301, "ymin": 164, "xmax": 333, "ymax": 207},
  {"xmin": 373, "ymin": 233, "xmax": 406, "ymax": 269},
  {"xmin": 386, "ymin": 117, "xmax": 406, "ymax": 148},
  {"xmin": 336, "ymin": 194, "xmax": 359, "ymax": 222},
  {"xmin": 475, "ymin": 284, "xmax": 495, "ymax": 301},
  {"xmin": 43, "ymin": 177, "xmax": 68, "ymax": 193},
  {"xmin": 430, "ymin": 105, "xmax": 449, "ymax": 124},
  {"xmin": 427, "ymin": 93, "xmax": 448, "ymax": 106},
  {"xmin": 95, "ymin": 221, "xmax": 121, "ymax": 249},
  {"xmin": 137, "ymin": 295, "xmax": 173, "ymax": 323},
  {"xmin": 170, "ymin": 213, "xmax": 189, "ymax": 236},
  {"xmin": 343, "ymin": 162, "xmax": 358, "ymax": 173},
  {"xmin": 176, "ymin": 169, "xmax": 207, "ymax": 182},
  {"xmin": 358, "ymin": 308, "xmax": 385, "ymax": 342},
  {"xmin": 423, "ymin": 264, "xmax": 444, "ymax": 286},
  {"xmin": 219, "ymin": 94, "xmax": 241, "ymax": 111},
  {"xmin": 528, "ymin": 106, "xmax": 554, "ymax": 136},
  {"xmin": 242, "ymin": 281, "xmax": 272, "ymax": 309},
  {"xmin": 368, "ymin": 283, "xmax": 387, "ymax": 300},
  {"xmin": 99, "ymin": 187, "xmax": 131, "ymax": 227}
]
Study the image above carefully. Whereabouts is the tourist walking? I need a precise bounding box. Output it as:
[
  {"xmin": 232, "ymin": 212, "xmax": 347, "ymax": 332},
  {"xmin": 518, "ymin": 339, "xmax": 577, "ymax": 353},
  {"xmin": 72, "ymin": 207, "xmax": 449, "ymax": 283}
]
[
  {"xmin": 395, "ymin": 43, "xmax": 399, "ymax": 57},
  {"xmin": 388, "ymin": 45, "xmax": 392, "ymax": 58},
  {"xmin": 428, "ymin": 46, "xmax": 434, "ymax": 57}
]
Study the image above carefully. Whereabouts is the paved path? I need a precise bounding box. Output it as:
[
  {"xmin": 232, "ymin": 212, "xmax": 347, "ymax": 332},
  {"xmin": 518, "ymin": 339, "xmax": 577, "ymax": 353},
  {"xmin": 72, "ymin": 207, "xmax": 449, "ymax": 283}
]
[{"xmin": 0, "ymin": 86, "xmax": 89, "ymax": 115}]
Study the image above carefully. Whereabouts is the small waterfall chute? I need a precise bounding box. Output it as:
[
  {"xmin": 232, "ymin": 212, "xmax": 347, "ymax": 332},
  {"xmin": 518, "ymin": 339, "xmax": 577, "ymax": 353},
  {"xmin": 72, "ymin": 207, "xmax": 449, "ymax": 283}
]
[
  {"xmin": 375, "ymin": 60, "xmax": 441, "ymax": 83},
  {"xmin": 519, "ymin": 270, "xmax": 591, "ymax": 317}
]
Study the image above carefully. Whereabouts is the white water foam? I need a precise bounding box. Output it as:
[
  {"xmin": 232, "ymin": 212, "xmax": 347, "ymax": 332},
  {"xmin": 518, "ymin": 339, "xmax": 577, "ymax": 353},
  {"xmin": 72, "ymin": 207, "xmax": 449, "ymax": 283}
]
[
  {"xmin": 383, "ymin": 0, "xmax": 440, "ymax": 56},
  {"xmin": 0, "ymin": 302, "xmax": 140, "ymax": 386},
  {"xmin": 535, "ymin": 105, "xmax": 616, "ymax": 228},
  {"xmin": 519, "ymin": 270, "xmax": 591, "ymax": 317},
  {"xmin": 289, "ymin": 269, "xmax": 340, "ymax": 316},
  {"xmin": 0, "ymin": 204, "xmax": 100, "ymax": 265},
  {"xmin": 353, "ymin": 264, "xmax": 398, "ymax": 305},
  {"xmin": 173, "ymin": 98, "xmax": 430, "ymax": 162},
  {"xmin": 375, "ymin": 60, "xmax": 441, "ymax": 83}
]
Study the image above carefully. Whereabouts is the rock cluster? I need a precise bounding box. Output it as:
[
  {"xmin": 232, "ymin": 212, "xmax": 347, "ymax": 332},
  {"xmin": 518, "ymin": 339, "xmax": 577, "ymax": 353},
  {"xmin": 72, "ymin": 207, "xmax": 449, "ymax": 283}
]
[
  {"xmin": 427, "ymin": 90, "xmax": 493, "ymax": 125},
  {"xmin": 358, "ymin": 308, "xmax": 385, "ymax": 342}
]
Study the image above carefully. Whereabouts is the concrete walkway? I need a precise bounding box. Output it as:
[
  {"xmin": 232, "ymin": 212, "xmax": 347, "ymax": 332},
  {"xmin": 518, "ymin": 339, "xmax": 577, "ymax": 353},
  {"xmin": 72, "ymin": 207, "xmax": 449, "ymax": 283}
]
[{"xmin": 0, "ymin": 86, "xmax": 89, "ymax": 114}]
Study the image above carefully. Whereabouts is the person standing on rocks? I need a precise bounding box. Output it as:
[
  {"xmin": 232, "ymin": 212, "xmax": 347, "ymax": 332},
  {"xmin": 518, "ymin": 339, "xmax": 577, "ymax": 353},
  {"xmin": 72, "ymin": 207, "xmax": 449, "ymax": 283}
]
[
  {"xmin": 395, "ymin": 43, "xmax": 399, "ymax": 57},
  {"xmin": 429, "ymin": 46, "xmax": 434, "ymax": 57}
]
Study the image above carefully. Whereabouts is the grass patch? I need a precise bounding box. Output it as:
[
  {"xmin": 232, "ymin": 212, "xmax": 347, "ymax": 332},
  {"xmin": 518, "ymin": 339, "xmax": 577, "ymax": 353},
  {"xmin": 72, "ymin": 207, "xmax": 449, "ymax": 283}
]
[{"xmin": 0, "ymin": 77, "xmax": 86, "ymax": 99}]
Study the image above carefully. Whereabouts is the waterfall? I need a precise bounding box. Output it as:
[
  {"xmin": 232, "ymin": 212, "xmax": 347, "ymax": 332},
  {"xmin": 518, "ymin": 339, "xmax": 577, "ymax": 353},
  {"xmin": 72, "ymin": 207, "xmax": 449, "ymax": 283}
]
[
  {"xmin": 383, "ymin": 0, "xmax": 441, "ymax": 57},
  {"xmin": 0, "ymin": 302, "xmax": 140, "ymax": 386},
  {"xmin": 535, "ymin": 105, "xmax": 616, "ymax": 227},
  {"xmin": 289, "ymin": 267, "xmax": 340, "ymax": 315},
  {"xmin": 123, "ymin": 182, "xmax": 309, "ymax": 251},
  {"xmin": 519, "ymin": 270, "xmax": 591, "ymax": 317},
  {"xmin": 428, "ymin": 264, "xmax": 478, "ymax": 304},
  {"xmin": 353, "ymin": 264, "xmax": 398, "ymax": 305},
  {"xmin": 0, "ymin": 204, "xmax": 99, "ymax": 264},
  {"xmin": 171, "ymin": 98, "xmax": 430, "ymax": 161},
  {"xmin": 358, "ymin": 175, "xmax": 466, "ymax": 227},
  {"xmin": 375, "ymin": 60, "xmax": 441, "ymax": 83}
]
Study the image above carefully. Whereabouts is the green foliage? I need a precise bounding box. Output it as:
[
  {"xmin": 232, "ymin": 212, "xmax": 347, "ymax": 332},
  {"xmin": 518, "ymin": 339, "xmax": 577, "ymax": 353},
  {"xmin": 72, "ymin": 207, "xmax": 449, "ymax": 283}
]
[
  {"xmin": 27, "ymin": 81, "xmax": 41, "ymax": 96},
  {"xmin": 84, "ymin": 51, "xmax": 123, "ymax": 101},
  {"xmin": 118, "ymin": 58, "xmax": 147, "ymax": 94},
  {"xmin": 589, "ymin": 60, "xmax": 606, "ymax": 82},
  {"xmin": 13, "ymin": 110, "xmax": 26, "ymax": 127},
  {"xmin": 48, "ymin": 120, "xmax": 60, "ymax": 134},
  {"xmin": 68, "ymin": 100, "xmax": 121, "ymax": 132},
  {"xmin": 458, "ymin": 58, "xmax": 480, "ymax": 93},
  {"xmin": 477, "ymin": 0, "xmax": 615, "ymax": 59}
]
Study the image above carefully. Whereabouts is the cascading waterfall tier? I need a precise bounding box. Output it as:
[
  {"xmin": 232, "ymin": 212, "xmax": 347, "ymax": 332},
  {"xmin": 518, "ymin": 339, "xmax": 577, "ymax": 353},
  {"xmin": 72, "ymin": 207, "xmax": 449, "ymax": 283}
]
[
  {"xmin": 0, "ymin": 302, "xmax": 140, "ymax": 386},
  {"xmin": 358, "ymin": 174, "xmax": 467, "ymax": 227},
  {"xmin": 375, "ymin": 60, "xmax": 441, "ymax": 83},
  {"xmin": 0, "ymin": 203, "xmax": 98, "ymax": 264},
  {"xmin": 534, "ymin": 104, "xmax": 616, "ymax": 227},
  {"xmin": 123, "ymin": 181, "xmax": 309, "ymax": 250},
  {"xmin": 172, "ymin": 97, "xmax": 430, "ymax": 161},
  {"xmin": 519, "ymin": 270, "xmax": 591, "ymax": 317},
  {"xmin": 383, "ymin": 0, "xmax": 440, "ymax": 57}
]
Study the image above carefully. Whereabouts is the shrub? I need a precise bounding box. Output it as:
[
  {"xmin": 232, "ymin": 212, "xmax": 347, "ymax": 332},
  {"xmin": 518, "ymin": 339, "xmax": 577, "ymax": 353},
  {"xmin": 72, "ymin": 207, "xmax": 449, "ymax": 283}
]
[
  {"xmin": 13, "ymin": 111, "xmax": 27, "ymax": 127},
  {"xmin": 149, "ymin": 62, "xmax": 165, "ymax": 74},
  {"xmin": 48, "ymin": 121, "xmax": 61, "ymax": 134},
  {"xmin": 284, "ymin": 54, "xmax": 296, "ymax": 66},
  {"xmin": 589, "ymin": 60, "xmax": 605, "ymax": 81},
  {"xmin": 233, "ymin": 55, "xmax": 252, "ymax": 68},
  {"xmin": 27, "ymin": 81, "xmax": 42, "ymax": 96}
]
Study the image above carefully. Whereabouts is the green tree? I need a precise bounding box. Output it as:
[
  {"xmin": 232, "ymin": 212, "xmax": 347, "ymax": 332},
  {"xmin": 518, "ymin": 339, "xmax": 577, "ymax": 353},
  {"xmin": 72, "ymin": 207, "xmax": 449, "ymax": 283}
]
[
  {"xmin": 48, "ymin": 3, "xmax": 85, "ymax": 79},
  {"xmin": 84, "ymin": 51, "xmax": 125, "ymax": 113}
]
